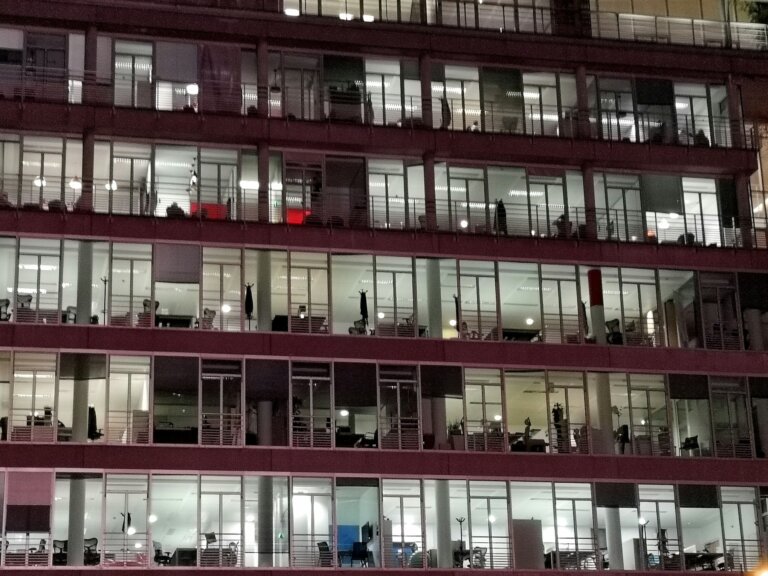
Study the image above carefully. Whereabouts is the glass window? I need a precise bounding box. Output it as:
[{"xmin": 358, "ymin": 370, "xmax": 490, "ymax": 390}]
[
  {"xmin": 242, "ymin": 475, "xmax": 290, "ymax": 567},
  {"xmin": 150, "ymin": 475, "xmax": 199, "ymax": 565}
]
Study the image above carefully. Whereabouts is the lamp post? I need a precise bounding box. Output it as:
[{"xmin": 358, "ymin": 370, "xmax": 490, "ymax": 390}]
[
  {"xmin": 456, "ymin": 516, "xmax": 466, "ymax": 566},
  {"xmin": 638, "ymin": 517, "xmax": 650, "ymax": 570}
]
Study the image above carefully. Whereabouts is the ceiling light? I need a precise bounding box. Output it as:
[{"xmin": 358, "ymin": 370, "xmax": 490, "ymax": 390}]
[
  {"xmin": 33, "ymin": 176, "xmax": 46, "ymax": 188},
  {"xmin": 126, "ymin": 526, "xmax": 137, "ymax": 536},
  {"xmin": 148, "ymin": 514, "xmax": 157, "ymax": 524},
  {"xmin": 459, "ymin": 219, "xmax": 469, "ymax": 229},
  {"xmin": 239, "ymin": 179, "xmax": 259, "ymax": 190},
  {"xmin": 362, "ymin": 13, "xmax": 374, "ymax": 21},
  {"xmin": 69, "ymin": 176, "xmax": 82, "ymax": 190},
  {"xmin": 339, "ymin": 12, "xmax": 353, "ymax": 20},
  {"xmin": 105, "ymin": 180, "xmax": 118, "ymax": 191},
  {"xmin": 488, "ymin": 514, "xmax": 495, "ymax": 523},
  {"xmin": 284, "ymin": 7, "xmax": 300, "ymax": 15},
  {"xmin": 185, "ymin": 83, "xmax": 199, "ymax": 96},
  {"xmin": 340, "ymin": 409, "xmax": 349, "ymax": 417},
  {"xmin": 525, "ymin": 317, "xmax": 535, "ymax": 326},
  {"xmin": 638, "ymin": 517, "xmax": 649, "ymax": 526},
  {"xmin": 221, "ymin": 304, "xmax": 231, "ymax": 314},
  {"xmin": 377, "ymin": 311, "xmax": 385, "ymax": 319},
  {"xmin": 134, "ymin": 542, "xmax": 143, "ymax": 549},
  {"xmin": 658, "ymin": 219, "xmax": 670, "ymax": 230},
  {"xmin": 493, "ymin": 414, "xmax": 502, "ymax": 421},
  {"xmin": 449, "ymin": 319, "xmax": 457, "ymax": 327}
]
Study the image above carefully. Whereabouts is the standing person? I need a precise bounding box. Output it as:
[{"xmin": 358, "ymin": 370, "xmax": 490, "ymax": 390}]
[{"xmin": 495, "ymin": 199, "xmax": 507, "ymax": 235}]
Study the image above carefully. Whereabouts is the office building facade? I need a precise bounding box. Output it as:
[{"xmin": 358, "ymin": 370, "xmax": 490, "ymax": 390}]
[{"xmin": 0, "ymin": 0, "xmax": 767, "ymax": 572}]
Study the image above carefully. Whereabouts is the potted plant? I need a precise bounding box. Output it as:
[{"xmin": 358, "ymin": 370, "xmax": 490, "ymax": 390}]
[{"xmin": 448, "ymin": 419, "xmax": 464, "ymax": 450}]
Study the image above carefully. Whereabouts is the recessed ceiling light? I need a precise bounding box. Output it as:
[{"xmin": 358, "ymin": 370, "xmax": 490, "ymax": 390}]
[{"xmin": 284, "ymin": 7, "xmax": 300, "ymax": 16}]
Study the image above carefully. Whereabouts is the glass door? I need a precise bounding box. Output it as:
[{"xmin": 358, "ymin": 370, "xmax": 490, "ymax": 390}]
[
  {"xmin": 464, "ymin": 369, "xmax": 504, "ymax": 452},
  {"xmin": 16, "ymin": 252, "xmax": 60, "ymax": 324},
  {"xmin": 109, "ymin": 245, "xmax": 152, "ymax": 328},
  {"xmin": 22, "ymin": 149, "xmax": 62, "ymax": 207},
  {"xmin": 291, "ymin": 478, "xmax": 334, "ymax": 567},
  {"xmin": 720, "ymin": 488, "xmax": 760, "ymax": 571},
  {"xmin": 548, "ymin": 374, "xmax": 588, "ymax": 454},
  {"xmin": 373, "ymin": 259, "xmax": 415, "ymax": 337},
  {"xmin": 113, "ymin": 41, "xmax": 153, "ymax": 108},
  {"xmin": 201, "ymin": 374, "xmax": 242, "ymax": 446},
  {"xmin": 458, "ymin": 268, "xmax": 496, "ymax": 339},
  {"xmin": 469, "ymin": 483, "xmax": 509, "ymax": 568},
  {"xmin": 199, "ymin": 477, "xmax": 242, "ymax": 567},
  {"xmin": 107, "ymin": 369, "xmax": 150, "ymax": 445},
  {"xmin": 199, "ymin": 157, "xmax": 237, "ymax": 220},
  {"xmin": 288, "ymin": 252, "xmax": 328, "ymax": 334},
  {"xmin": 284, "ymin": 164, "xmax": 322, "ymax": 226},
  {"xmin": 283, "ymin": 67, "xmax": 319, "ymax": 120},
  {"xmin": 540, "ymin": 276, "xmax": 581, "ymax": 344},
  {"xmin": 382, "ymin": 479, "xmax": 424, "ymax": 568},
  {"xmin": 448, "ymin": 167, "xmax": 487, "ymax": 233},
  {"xmin": 201, "ymin": 255, "xmax": 241, "ymax": 331},
  {"xmin": 638, "ymin": 485, "xmax": 681, "ymax": 570},
  {"xmin": 604, "ymin": 180, "xmax": 642, "ymax": 241},
  {"xmin": 628, "ymin": 375, "xmax": 670, "ymax": 456},
  {"xmin": 378, "ymin": 365, "xmax": 420, "ymax": 450},
  {"xmin": 683, "ymin": 180, "xmax": 721, "ymax": 246},
  {"xmin": 529, "ymin": 175, "xmax": 566, "ymax": 237},
  {"xmin": 291, "ymin": 363, "xmax": 332, "ymax": 448},
  {"xmin": 9, "ymin": 368, "xmax": 57, "ymax": 442},
  {"xmin": 710, "ymin": 379, "xmax": 752, "ymax": 458},
  {"xmin": 104, "ymin": 474, "xmax": 149, "ymax": 566},
  {"xmin": 368, "ymin": 165, "xmax": 406, "ymax": 229},
  {"xmin": 553, "ymin": 486, "xmax": 596, "ymax": 569}
]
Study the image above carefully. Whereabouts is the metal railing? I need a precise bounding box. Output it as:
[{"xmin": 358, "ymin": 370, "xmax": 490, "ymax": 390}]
[
  {"xmin": 103, "ymin": 532, "xmax": 149, "ymax": 567},
  {"xmin": 201, "ymin": 412, "xmax": 243, "ymax": 446},
  {"xmin": 199, "ymin": 536, "xmax": 241, "ymax": 567},
  {"xmin": 549, "ymin": 420, "xmax": 588, "ymax": 454},
  {"xmin": 292, "ymin": 533, "xmax": 334, "ymax": 567},
  {"xmin": 631, "ymin": 423, "xmax": 672, "ymax": 456},
  {"xmin": 379, "ymin": 415, "xmax": 420, "ymax": 450},
  {"xmin": 106, "ymin": 409, "xmax": 150, "ymax": 444},
  {"xmin": 2, "ymin": 533, "xmax": 50, "ymax": 567},
  {"xmin": 9, "ymin": 409, "xmax": 58, "ymax": 442},
  {"xmin": 292, "ymin": 415, "xmax": 333, "ymax": 448}
]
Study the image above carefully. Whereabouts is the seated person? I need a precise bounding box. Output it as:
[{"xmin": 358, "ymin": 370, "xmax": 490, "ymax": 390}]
[{"xmin": 166, "ymin": 202, "xmax": 185, "ymax": 218}]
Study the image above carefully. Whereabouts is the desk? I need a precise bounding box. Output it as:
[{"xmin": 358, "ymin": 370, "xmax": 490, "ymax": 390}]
[
  {"xmin": 155, "ymin": 314, "xmax": 194, "ymax": 328},
  {"xmin": 169, "ymin": 547, "xmax": 197, "ymax": 566},
  {"xmin": 682, "ymin": 552, "xmax": 731, "ymax": 571}
]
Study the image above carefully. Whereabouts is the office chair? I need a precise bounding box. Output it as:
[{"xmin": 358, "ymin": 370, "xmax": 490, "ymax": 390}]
[
  {"xmin": 83, "ymin": 537, "xmax": 99, "ymax": 565},
  {"xmin": 351, "ymin": 541, "xmax": 368, "ymax": 567},
  {"xmin": 153, "ymin": 541, "xmax": 171, "ymax": 565},
  {"xmin": 17, "ymin": 294, "xmax": 32, "ymax": 308},
  {"xmin": 205, "ymin": 532, "xmax": 217, "ymax": 548},
  {"xmin": 317, "ymin": 541, "xmax": 333, "ymax": 567},
  {"xmin": 0, "ymin": 298, "xmax": 10, "ymax": 321}
]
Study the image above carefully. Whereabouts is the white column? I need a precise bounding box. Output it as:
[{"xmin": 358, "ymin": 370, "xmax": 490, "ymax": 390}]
[
  {"xmin": 434, "ymin": 480, "xmax": 452, "ymax": 567},
  {"xmin": 66, "ymin": 476, "xmax": 86, "ymax": 566},
  {"xmin": 257, "ymin": 400, "xmax": 273, "ymax": 445},
  {"xmin": 604, "ymin": 508, "xmax": 624, "ymax": 569},
  {"xmin": 257, "ymin": 251, "xmax": 272, "ymax": 331},
  {"xmin": 431, "ymin": 397, "xmax": 448, "ymax": 449},
  {"xmin": 258, "ymin": 145, "xmax": 270, "ymax": 224},
  {"xmin": 744, "ymin": 309, "xmax": 764, "ymax": 351},
  {"xmin": 426, "ymin": 258, "xmax": 442, "ymax": 338},
  {"xmin": 423, "ymin": 153, "xmax": 436, "ymax": 231},
  {"xmin": 257, "ymin": 476, "xmax": 274, "ymax": 567},
  {"xmin": 256, "ymin": 39, "xmax": 269, "ymax": 119},
  {"xmin": 587, "ymin": 269, "xmax": 614, "ymax": 454},
  {"xmin": 419, "ymin": 54, "xmax": 432, "ymax": 129}
]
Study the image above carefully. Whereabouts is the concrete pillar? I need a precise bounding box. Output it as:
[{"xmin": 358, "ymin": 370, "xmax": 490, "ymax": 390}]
[
  {"xmin": 423, "ymin": 152, "xmax": 436, "ymax": 231},
  {"xmin": 257, "ymin": 476, "xmax": 274, "ymax": 567},
  {"xmin": 257, "ymin": 400, "xmax": 273, "ymax": 445},
  {"xmin": 78, "ymin": 130, "xmax": 94, "ymax": 212},
  {"xmin": 726, "ymin": 77, "xmax": 744, "ymax": 148},
  {"xmin": 587, "ymin": 269, "xmax": 614, "ymax": 453},
  {"xmin": 434, "ymin": 480, "xmax": 452, "ymax": 567},
  {"xmin": 257, "ymin": 144, "xmax": 270, "ymax": 223},
  {"xmin": 67, "ymin": 475, "xmax": 86, "ymax": 566},
  {"xmin": 604, "ymin": 508, "xmax": 624, "ymax": 569},
  {"xmin": 257, "ymin": 251, "xmax": 272, "ymax": 331},
  {"xmin": 735, "ymin": 173, "xmax": 753, "ymax": 249},
  {"xmin": 431, "ymin": 396, "xmax": 448, "ymax": 449},
  {"xmin": 419, "ymin": 54, "xmax": 432, "ymax": 129},
  {"xmin": 76, "ymin": 241, "xmax": 93, "ymax": 324},
  {"xmin": 575, "ymin": 65, "xmax": 591, "ymax": 140},
  {"xmin": 256, "ymin": 39, "xmax": 269, "ymax": 119},
  {"xmin": 83, "ymin": 26, "xmax": 98, "ymax": 106},
  {"xmin": 581, "ymin": 163, "xmax": 597, "ymax": 240},
  {"xmin": 744, "ymin": 309, "xmax": 764, "ymax": 351},
  {"xmin": 426, "ymin": 258, "xmax": 442, "ymax": 338}
]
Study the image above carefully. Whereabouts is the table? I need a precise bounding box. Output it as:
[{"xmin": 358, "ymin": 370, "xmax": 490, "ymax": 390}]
[{"xmin": 155, "ymin": 314, "xmax": 194, "ymax": 328}]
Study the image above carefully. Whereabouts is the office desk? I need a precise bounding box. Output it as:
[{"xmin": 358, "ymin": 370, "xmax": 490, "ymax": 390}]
[
  {"xmin": 155, "ymin": 314, "xmax": 194, "ymax": 328},
  {"xmin": 169, "ymin": 547, "xmax": 197, "ymax": 566}
]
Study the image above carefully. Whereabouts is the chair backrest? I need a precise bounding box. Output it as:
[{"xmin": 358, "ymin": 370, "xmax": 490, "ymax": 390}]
[
  {"xmin": 53, "ymin": 539, "xmax": 67, "ymax": 553},
  {"xmin": 205, "ymin": 532, "xmax": 217, "ymax": 547},
  {"xmin": 83, "ymin": 537, "xmax": 98, "ymax": 551},
  {"xmin": 152, "ymin": 540, "xmax": 163, "ymax": 553},
  {"xmin": 17, "ymin": 294, "xmax": 32, "ymax": 308}
]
